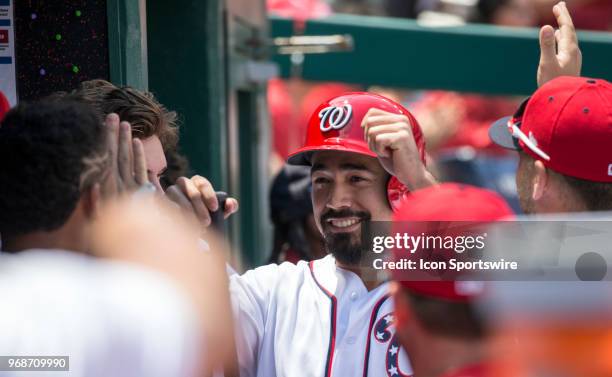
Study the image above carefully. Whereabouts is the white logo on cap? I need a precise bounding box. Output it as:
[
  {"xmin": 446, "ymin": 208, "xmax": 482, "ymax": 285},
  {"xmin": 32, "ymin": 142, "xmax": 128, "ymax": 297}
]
[
  {"xmin": 319, "ymin": 104, "xmax": 353, "ymax": 132},
  {"xmin": 608, "ymin": 164, "xmax": 612, "ymax": 176}
]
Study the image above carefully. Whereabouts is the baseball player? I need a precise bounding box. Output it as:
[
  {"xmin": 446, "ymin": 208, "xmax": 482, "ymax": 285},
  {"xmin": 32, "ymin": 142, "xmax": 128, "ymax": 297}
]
[
  {"xmin": 65, "ymin": 80, "xmax": 239, "ymax": 227},
  {"xmin": 485, "ymin": 2, "xmax": 612, "ymax": 215},
  {"xmin": 389, "ymin": 183, "xmax": 514, "ymax": 377},
  {"xmin": 488, "ymin": 74, "xmax": 612, "ymax": 213},
  {"xmin": 230, "ymin": 92, "xmax": 435, "ymax": 376},
  {"xmin": 0, "ymin": 99, "xmax": 204, "ymax": 377}
]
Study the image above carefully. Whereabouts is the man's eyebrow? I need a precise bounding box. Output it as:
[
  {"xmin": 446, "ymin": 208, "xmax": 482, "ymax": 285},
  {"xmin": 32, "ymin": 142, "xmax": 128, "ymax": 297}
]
[
  {"xmin": 339, "ymin": 163, "xmax": 369, "ymax": 171},
  {"xmin": 311, "ymin": 163, "xmax": 326, "ymax": 174},
  {"xmin": 311, "ymin": 162, "xmax": 370, "ymax": 173}
]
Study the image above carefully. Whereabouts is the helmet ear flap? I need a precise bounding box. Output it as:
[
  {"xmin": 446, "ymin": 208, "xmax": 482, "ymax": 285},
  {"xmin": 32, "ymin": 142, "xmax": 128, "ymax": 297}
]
[{"xmin": 387, "ymin": 176, "xmax": 410, "ymax": 212}]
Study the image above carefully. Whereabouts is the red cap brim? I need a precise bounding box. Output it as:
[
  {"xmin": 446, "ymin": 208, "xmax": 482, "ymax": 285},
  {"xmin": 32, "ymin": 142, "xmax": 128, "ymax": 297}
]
[{"xmin": 287, "ymin": 140, "xmax": 377, "ymax": 166}]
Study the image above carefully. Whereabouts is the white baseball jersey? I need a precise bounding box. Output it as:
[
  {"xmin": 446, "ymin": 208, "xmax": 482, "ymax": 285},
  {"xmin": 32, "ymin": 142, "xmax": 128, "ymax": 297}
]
[
  {"xmin": 0, "ymin": 249, "xmax": 201, "ymax": 377},
  {"xmin": 230, "ymin": 254, "xmax": 412, "ymax": 377}
]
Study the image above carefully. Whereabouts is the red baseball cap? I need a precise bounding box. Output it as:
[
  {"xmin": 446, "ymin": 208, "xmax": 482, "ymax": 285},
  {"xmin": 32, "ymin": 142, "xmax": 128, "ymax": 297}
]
[
  {"xmin": 489, "ymin": 76, "xmax": 612, "ymax": 182},
  {"xmin": 392, "ymin": 183, "xmax": 514, "ymax": 302}
]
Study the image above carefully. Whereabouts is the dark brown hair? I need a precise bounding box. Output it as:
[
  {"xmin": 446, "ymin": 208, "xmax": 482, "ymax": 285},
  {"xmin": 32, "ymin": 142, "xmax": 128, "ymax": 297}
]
[{"xmin": 70, "ymin": 79, "xmax": 178, "ymax": 149}]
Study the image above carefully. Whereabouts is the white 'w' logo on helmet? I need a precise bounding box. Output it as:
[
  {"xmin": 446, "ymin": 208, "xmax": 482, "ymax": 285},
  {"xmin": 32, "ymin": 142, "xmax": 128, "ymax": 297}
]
[{"xmin": 319, "ymin": 104, "xmax": 353, "ymax": 132}]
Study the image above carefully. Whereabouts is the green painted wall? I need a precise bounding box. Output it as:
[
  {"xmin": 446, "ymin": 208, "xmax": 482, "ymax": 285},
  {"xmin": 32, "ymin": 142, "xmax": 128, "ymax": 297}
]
[
  {"xmin": 107, "ymin": 0, "xmax": 149, "ymax": 90},
  {"xmin": 146, "ymin": 0, "xmax": 228, "ymax": 186},
  {"xmin": 146, "ymin": 0, "xmax": 271, "ymax": 268},
  {"xmin": 271, "ymin": 14, "xmax": 612, "ymax": 95}
]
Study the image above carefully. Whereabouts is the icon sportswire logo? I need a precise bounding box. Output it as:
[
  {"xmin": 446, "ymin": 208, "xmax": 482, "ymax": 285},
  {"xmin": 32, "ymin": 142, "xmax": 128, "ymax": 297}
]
[{"xmin": 319, "ymin": 104, "xmax": 353, "ymax": 132}]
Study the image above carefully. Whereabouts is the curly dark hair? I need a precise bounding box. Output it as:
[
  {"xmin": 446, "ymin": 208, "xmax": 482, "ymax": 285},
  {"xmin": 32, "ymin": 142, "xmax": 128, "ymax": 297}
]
[{"xmin": 0, "ymin": 99, "xmax": 108, "ymax": 236}]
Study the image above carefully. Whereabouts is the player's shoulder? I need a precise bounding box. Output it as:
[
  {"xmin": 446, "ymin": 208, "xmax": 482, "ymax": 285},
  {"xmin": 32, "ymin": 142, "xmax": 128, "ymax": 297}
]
[
  {"xmin": 0, "ymin": 249, "xmax": 198, "ymax": 329},
  {"xmin": 237, "ymin": 254, "xmax": 335, "ymax": 277},
  {"xmin": 232, "ymin": 258, "xmax": 309, "ymax": 283},
  {"xmin": 230, "ymin": 254, "xmax": 335, "ymax": 289},
  {"xmin": 0, "ymin": 250, "xmax": 201, "ymax": 375}
]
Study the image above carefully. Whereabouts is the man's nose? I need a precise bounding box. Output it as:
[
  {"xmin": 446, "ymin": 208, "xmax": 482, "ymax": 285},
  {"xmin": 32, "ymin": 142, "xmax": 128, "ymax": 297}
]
[{"xmin": 326, "ymin": 182, "xmax": 352, "ymax": 210}]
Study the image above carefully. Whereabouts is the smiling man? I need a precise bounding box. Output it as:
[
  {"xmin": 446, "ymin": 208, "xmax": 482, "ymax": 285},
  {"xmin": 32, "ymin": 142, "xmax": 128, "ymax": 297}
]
[
  {"xmin": 230, "ymin": 92, "xmax": 436, "ymax": 377},
  {"xmin": 310, "ymin": 151, "xmax": 392, "ymax": 270}
]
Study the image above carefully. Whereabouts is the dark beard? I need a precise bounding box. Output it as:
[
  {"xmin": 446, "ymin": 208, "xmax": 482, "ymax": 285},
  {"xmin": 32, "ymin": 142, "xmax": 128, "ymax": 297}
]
[
  {"xmin": 321, "ymin": 209, "xmax": 371, "ymax": 266},
  {"xmin": 325, "ymin": 232, "xmax": 363, "ymax": 265}
]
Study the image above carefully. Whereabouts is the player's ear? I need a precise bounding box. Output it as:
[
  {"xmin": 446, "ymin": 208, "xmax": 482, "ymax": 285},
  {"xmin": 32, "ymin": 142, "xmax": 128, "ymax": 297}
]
[{"xmin": 531, "ymin": 160, "xmax": 548, "ymax": 202}]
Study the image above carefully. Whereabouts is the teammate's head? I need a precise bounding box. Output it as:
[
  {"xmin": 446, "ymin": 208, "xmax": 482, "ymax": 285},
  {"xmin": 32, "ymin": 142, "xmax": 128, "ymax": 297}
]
[
  {"xmin": 389, "ymin": 184, "xmax": 513, "ymax": 365},
  {"xmin": 489, "ymin": 76, "xmax": 612, "ymax": 213},
  {"xmin": 69, "ymin": 79, "xmax": 178, "ymax": 192},
  {"xmin": 515, "ymin": 151, "xmax": 612, "ymax": 213},
  {"xmin": 288, "ymin": 92, "xmax": 425, "ymax": 266},
  {"xmin": 0, "ymin": 99, "xmax": 109, "ymax": 251}
]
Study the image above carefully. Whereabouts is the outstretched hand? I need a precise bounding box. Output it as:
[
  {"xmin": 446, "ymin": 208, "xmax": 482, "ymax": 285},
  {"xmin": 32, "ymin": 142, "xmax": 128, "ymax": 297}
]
[
  {"xmin": 537, "ymin": 1, "xmax": 582, "ymax": 87},
  {"xmin": 102, "ymin": 113, "xmax": 150, "ymax": 197}
]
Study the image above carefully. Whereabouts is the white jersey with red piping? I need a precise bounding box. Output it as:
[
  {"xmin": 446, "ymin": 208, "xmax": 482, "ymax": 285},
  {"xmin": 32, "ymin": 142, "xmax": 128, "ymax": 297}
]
[{"xmin": 230, "ymin": 254, "xmax": 412, "ymax": 377}]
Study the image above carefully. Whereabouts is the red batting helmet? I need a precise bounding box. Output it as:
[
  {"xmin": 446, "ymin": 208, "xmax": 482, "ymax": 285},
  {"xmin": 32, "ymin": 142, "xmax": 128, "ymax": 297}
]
[
  {"xmin": 287, "ymin": 92, "xmax": 426, "ymax": 211},
  {"xmin": 392, "ymin": 183, "xmax": 515, "ymax": 302}
]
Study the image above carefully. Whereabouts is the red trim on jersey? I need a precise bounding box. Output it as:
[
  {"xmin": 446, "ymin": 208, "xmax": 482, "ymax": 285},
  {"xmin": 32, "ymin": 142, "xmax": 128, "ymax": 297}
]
[
  {"xmin": 362, "ymin": 294, "xmax": 391, "ymax": 377},
  {"xmin": 309, "ymin": 260, "xmax": 338, "ymax": 377}
]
